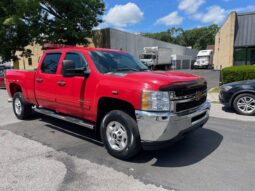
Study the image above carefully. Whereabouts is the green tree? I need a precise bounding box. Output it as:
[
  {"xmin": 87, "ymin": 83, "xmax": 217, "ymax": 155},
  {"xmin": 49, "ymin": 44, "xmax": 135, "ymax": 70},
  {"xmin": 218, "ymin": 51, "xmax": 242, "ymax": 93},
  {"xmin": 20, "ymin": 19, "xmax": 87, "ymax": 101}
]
[
  {"xmin": 181, "ymin": 24, "xmax": 220, "ymax": 49},
  {"xmin": 144, "ymin": 31, "xmax": 174, "ymax": 43},
  {"xmin": 0, "ymin": 0, "xmax": 40, "ymax": 61},
  {"xmin": 37, "ymin": 0, "xmax": 104, "ymax": 45},
  {"xmin": 143, "ymin": 24, "xmax": 220, "ymax": 50},
  {"xmin": 0, "ymin": 0, "xmax": 105, "ymax": 62}
]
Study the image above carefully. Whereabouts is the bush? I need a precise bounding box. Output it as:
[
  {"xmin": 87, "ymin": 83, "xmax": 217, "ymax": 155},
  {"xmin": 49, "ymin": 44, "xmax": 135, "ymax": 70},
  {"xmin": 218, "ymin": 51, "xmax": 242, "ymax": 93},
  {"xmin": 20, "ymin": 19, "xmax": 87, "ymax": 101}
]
[{"xmin": 222, "ymin": 65, "xmax": 255, "ymax": 84}]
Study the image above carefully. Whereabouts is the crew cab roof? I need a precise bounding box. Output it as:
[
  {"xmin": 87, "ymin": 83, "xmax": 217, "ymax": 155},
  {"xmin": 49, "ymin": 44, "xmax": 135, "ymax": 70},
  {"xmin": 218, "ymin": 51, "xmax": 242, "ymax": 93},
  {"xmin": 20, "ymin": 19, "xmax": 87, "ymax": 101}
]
[{"xmin": 44, "ymin": 46, "xmax": 127, "ymax": 53}]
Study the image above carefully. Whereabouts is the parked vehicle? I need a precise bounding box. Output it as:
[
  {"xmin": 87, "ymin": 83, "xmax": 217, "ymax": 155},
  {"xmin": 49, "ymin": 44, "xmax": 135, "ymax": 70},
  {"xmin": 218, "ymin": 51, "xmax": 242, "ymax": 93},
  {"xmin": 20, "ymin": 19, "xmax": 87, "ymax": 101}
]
[
  {"xmin": 139, "ymin": 47, "xmax": 172, "ymax": 70},
  {"xmin": 0, "ymin": 65, "xmax": 6, "ymax": 88},
  {"xmin": 220, "ymin": 80, "xmax": 255, "ymax": 115},
  {"xmin": 0, "ymin": 73, "xmax": 5, "ymax": 88},
  {"xmin": 194, "ymin": 50, "xmax": 213, "ymax": 69},
  {"xmin": 5, "ymin": 46, "xmax": 210, "ymax": 159},
  {"xmin": 171, "ymin": 54, "xmax": 193, "ymax": 70}
]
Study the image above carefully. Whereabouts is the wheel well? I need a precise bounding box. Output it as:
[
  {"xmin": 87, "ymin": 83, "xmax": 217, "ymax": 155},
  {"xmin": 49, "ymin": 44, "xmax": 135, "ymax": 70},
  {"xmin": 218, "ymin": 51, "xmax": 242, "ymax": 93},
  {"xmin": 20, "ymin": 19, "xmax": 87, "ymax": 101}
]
[
  {"xmin": 231, "ymin": 91, "xmax": 255, "ymax": 107},
  {"xmin": 96, "ymin": 97, "xmax": 136, "ymax": 129},
  {"xmin": 10, "ymin": 83, "xmax": 22, "ymax": 97}
]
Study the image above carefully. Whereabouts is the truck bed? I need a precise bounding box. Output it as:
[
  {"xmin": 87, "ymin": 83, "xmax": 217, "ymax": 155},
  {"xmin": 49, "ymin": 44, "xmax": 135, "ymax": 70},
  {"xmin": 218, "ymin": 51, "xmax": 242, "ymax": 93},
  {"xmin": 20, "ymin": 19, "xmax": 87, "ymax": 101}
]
[{"xmin": 5, "ymin": 70, "xmax": 37, "ymax": 104}]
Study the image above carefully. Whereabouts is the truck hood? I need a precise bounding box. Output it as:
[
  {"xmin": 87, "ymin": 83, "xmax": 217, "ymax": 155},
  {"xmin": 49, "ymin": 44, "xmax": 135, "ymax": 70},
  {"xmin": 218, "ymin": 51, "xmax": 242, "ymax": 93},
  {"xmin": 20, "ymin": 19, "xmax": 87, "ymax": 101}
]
[{"xmin": 123, "ymin": 71, "xmax": 201, "ymax": 89}]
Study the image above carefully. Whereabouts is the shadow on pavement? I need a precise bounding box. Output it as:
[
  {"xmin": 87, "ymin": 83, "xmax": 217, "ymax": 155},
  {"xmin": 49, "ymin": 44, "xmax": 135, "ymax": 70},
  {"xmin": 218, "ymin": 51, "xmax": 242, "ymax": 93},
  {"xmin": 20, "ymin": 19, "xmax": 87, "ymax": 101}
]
[
  {"xmin": 38, "ymin": 114, "xmax": 223, "ymax": 167},
  {"xmin": 222, "ymin": 106, "xmax": 236, "ymax": 114},
  {"xmin": 131, "ymin": 128, "xmax": 223, "ymax": 167},
  {"xmin": 39, "ymin": 115, "xmax": 103, "ymax": 146}
]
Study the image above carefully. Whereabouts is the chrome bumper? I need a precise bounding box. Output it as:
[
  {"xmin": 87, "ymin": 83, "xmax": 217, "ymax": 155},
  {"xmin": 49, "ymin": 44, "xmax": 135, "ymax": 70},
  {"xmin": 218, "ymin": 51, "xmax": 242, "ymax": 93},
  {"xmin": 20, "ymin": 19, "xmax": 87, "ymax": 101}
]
[{"xmin": 135, "ymin": 101, "xmax": 211, "ymax": 142}]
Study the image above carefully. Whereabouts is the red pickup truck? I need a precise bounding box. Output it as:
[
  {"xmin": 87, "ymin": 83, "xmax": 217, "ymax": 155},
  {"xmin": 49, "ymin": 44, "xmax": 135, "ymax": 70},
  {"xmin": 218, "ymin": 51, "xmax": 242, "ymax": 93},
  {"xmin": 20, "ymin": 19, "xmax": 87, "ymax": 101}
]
[{"xmin": 5, "ymin": 46, "xmax": 210, "ymax": 159}]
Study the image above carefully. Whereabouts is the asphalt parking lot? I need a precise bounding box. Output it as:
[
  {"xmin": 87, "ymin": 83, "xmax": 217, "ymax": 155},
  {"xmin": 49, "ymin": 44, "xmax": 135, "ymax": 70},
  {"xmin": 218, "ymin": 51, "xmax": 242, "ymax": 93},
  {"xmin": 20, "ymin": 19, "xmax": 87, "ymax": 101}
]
[
  {"xmin": 179, "ymin": 69, "xmax": 220, "ymax": 89},
  {"xmin": 1, "ymin": 82, "xmax": 255, "ymax": 191}
]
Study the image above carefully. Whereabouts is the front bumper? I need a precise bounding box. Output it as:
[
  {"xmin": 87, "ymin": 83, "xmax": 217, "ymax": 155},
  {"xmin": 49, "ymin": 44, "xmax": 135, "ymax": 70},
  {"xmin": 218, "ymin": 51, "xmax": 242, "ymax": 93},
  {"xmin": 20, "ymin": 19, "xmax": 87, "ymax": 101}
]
[
  {"xmin": 135, "ymin": 101, "xmax": 211, "ymax": 147},
  {"xmin": 219, "ymin": 90, "xmax": 232, "ymax": 108},
  {"xmin": 194, "ymin": 64, "xmax": 208, "ymax": 68}
]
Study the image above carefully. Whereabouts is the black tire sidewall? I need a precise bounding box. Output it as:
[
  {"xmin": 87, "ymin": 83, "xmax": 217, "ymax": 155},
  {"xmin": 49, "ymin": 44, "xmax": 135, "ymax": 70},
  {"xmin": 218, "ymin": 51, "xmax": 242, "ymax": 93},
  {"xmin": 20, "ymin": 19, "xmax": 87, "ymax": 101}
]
[
  {"xmin": 100, "ymin": 110, "xmax": 141, "ymax": 160},
  {"xmin": 13, "ymin": 92, "xmax": 25, "ymax": 119},
  {"xmin": 13, "ymin": 92, "xmax": 32, "ymax": 119},
  {"xmin": 233, "ymin": 93, "xmax": 255, "ymax": 116}
]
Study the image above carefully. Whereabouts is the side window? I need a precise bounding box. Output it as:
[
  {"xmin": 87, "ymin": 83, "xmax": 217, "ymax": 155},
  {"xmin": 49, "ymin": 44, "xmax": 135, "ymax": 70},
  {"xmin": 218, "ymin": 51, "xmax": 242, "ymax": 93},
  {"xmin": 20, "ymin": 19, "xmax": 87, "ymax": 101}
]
[
  {"xmin": 64, "ymin": 52, "xmax": 87, "ymax": 69},
  {"xmin": 28, "ymin": 57, "xmax": 32, "ymax": 66},
  {"xmin": 41, "ymin": 53, "xmax": 61, "ymax": 74}
]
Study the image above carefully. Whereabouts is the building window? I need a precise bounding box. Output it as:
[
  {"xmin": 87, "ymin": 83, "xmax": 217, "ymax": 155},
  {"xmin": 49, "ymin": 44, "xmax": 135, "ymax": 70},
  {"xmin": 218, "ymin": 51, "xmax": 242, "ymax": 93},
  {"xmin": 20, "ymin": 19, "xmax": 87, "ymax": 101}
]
[
  {"xmin": 234, "ymin": 47, "xmax": 255, "ymax": 66},
  {"xmin": 247, "ymin": 48, "xmax": 255, "ymax": 65},
  {"xmin": 234, "ymin": 48, "xmax": 246, "ymax": 66},
  {"xmin": 28, "ymin": 58, "xmax": 32, "ymax": 66}
]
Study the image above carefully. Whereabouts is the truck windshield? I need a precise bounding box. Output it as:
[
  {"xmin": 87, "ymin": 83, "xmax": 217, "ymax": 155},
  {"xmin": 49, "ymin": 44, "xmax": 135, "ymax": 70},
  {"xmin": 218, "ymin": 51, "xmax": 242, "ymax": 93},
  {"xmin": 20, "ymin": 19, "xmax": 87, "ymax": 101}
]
[
  {"xmin": 140, "ymin": 54, "xmax": 155, "ymax": 59},
  {"xmin": 89, "ymin": 51, "xmax": 148, "ymax": 74},
  {"xmin": 197, "ymin": 56, "xmax": 208, "ymax": 60}
]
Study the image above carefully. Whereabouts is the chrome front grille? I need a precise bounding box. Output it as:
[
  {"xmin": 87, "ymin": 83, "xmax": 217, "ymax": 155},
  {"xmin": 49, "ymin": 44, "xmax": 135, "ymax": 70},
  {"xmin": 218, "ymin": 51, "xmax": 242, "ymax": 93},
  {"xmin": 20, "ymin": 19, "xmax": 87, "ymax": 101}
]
[
  {"xmin": 170, "ymin": 90, "xmax": 207, "ymax": 113},
  {"xmin": 160, "ymin": 78, "xmax": 207, "ymax": 113}
]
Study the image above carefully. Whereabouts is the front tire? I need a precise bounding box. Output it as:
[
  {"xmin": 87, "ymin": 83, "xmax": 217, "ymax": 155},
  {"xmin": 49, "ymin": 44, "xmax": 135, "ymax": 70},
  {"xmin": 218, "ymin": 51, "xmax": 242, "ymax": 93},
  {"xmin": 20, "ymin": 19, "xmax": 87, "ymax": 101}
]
[
  {"xmin": 233, "ymin": 93, "xmax": 255, "ymax": 116},
  {"xmin": 100, "ymin": 110, "xmax": 141, "ymax": 160},
  {"xmin": 13, "ymin": 92, "xmax": 32, "ymax": 120}
]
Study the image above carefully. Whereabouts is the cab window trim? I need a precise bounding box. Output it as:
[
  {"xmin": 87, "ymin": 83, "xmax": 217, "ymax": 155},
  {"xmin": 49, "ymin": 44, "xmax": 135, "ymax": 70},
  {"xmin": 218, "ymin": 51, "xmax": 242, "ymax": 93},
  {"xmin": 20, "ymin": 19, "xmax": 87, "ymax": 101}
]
[
  {"xmin": 64, "ymin": 51, "xmax": 89, "ymax": 69},
  {"xmin": 40, "ymin": 52, "xmax": 62, "ymax": 74}
]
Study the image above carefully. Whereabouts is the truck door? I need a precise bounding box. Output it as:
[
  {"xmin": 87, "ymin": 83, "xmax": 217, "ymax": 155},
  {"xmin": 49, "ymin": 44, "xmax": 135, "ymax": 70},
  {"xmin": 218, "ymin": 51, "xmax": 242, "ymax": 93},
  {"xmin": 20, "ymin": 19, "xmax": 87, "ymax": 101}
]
[
  {"xmin": 35, "ymin": 52, "xmax": 62, "ymax": 110},
  {"xmin": 54, "ymin": 51, "xmax": 89, "ymax": 118}
]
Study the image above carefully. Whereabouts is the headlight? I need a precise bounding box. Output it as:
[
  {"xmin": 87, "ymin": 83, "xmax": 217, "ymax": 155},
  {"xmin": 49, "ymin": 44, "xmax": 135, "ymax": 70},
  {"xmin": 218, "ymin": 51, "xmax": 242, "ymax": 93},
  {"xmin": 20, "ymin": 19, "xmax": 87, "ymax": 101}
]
[
  {"xmin": 221, "ymin": 85, "xmax": 232, "ymax": 92},
  {"xmin": 141, "ymin": 90, "xmax": 170, "ymax": 111}
]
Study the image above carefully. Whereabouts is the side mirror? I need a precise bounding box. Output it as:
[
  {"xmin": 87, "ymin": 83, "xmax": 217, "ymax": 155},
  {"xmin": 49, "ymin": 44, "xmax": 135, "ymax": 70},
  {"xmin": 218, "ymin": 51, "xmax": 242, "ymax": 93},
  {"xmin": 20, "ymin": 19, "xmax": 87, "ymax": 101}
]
[
  {"xmin": 62, "ymin": 60, "xmax": 90, "ymax": 77},
  {"xmin": 62, "ymin": 60, "xmax": 75, "ymax": 77},
  {"xmin": 84, "ymin": 69, "xmax": 90, "ymax": 77}
]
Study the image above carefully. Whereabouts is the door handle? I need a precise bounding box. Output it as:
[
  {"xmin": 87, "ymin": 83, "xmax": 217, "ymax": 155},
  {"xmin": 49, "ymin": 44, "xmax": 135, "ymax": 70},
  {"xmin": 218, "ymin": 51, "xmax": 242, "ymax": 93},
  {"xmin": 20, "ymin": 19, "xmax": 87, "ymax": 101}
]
[
  {"xmin": 57, "ymin": 81, "xmax": 66, "ymax": 86},
  {"xmin": 36, "ymin": 78, "xmax": 43, "ymax": 83}
]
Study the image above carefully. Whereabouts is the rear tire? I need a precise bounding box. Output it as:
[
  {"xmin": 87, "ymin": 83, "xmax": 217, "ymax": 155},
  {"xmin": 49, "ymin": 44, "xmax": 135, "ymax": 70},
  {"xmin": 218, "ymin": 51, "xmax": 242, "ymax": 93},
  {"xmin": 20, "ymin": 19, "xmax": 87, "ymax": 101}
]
[
  {"xmin": 13, "ymin": 92, "xmax": 32, "ymax": 120},
  {"xmin": 100, "ymin": 110, "xmax": 141, "ymax": 160},
  {"xmin": 233, "ymin": 93, "xmax": 255, "ymax": 116}
]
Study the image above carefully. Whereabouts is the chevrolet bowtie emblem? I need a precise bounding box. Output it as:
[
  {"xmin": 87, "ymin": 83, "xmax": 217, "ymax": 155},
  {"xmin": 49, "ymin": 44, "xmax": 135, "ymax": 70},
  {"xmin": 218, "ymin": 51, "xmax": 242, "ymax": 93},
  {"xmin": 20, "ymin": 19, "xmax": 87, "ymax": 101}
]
[{"xmin": 195, "ymin": 91, "xmax": 203, "ymax": 101}]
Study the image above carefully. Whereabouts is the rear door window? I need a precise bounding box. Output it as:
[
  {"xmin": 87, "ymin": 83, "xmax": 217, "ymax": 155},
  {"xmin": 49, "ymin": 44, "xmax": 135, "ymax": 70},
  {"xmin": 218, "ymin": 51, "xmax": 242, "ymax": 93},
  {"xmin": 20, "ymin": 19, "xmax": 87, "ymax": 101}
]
[{"xmin": 41, "ymin": 53, "xmax": 61, "ymax": 74}]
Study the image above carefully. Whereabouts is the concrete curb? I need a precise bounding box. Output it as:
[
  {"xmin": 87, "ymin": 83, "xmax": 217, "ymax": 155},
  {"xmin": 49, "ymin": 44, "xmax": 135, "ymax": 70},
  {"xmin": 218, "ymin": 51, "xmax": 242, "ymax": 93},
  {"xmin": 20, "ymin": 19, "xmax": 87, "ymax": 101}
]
[
  {"xmin": 207, "ymin": 92, "xmax": 219, "ymax": 103},
  {"xmin": 208, "ymin": 87, "xmax": 220, "ymax": 103},
  {"xmin": 207, "ymin": 87, "xmax": 255, "ymax": 122},
  {"xmin": 209, "ymin": 103, "xmax": 255, "ymax": 122}
]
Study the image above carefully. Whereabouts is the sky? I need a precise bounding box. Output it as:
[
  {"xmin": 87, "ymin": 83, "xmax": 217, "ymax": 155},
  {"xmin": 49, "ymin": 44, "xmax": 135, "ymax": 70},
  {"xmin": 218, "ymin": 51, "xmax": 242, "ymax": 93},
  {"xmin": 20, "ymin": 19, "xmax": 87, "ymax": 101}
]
[{"xmin": 97, "ymin": 0, "xmax": 255, "ymax": 32}]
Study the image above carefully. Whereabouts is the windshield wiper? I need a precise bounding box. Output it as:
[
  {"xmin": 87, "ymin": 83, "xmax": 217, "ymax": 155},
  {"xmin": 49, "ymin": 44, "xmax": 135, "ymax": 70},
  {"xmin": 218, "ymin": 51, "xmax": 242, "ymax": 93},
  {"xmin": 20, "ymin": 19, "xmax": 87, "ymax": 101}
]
[
  {"xmin": 139, "ymin": 68, "xmax": 150, "ymax": 71},
  {"xmin": 115, "ymin": 68, "xmax": 139, "ymax": 72}
]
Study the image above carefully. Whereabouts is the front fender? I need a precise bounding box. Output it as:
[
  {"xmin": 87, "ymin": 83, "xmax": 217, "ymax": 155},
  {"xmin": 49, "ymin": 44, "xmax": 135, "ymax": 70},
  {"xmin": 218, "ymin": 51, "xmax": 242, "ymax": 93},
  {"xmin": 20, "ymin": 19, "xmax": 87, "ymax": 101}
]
[{"xmin": 94, "ymin": 79, "xmax": 142, "ymax": 110}]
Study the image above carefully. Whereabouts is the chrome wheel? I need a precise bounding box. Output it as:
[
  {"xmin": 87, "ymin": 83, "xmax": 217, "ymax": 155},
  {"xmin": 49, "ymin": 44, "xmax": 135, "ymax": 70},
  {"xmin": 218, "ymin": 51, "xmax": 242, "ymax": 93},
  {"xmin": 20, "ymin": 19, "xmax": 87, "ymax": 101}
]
[
  {"xmin": 14, "ymin": 97, "xmax": 22, "ymax": 115},
  {"xmin": 237, "ymin": 96, "xmax": 255, "ymax": 114},
  {"xmin": 106, "ymin": 121, "xmax": 128, "ymax": 151}
]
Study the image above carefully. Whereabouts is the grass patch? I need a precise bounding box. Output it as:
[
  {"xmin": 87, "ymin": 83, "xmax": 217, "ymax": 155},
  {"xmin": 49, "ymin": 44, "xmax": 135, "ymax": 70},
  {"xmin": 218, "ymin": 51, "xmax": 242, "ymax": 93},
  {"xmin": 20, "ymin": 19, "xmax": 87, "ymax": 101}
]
[
  {"xmin": 210, "ymin": 101, "xmax": 220, "ymax": 104},
  {"xmin": 209, "ymin": 86, "xmax": 220, "ymax": 93}
]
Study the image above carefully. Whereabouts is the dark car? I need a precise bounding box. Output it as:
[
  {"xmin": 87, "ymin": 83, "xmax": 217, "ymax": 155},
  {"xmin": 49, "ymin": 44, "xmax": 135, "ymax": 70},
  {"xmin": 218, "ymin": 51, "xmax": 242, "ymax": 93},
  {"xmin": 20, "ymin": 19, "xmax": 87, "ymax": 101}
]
[
  {"xmin": 219, "ymin": 80, "xmax": 255, "ymax": 115},
  {"xmin": 0, "ymin": 67, "xmax": 5, "ymax": 88}
]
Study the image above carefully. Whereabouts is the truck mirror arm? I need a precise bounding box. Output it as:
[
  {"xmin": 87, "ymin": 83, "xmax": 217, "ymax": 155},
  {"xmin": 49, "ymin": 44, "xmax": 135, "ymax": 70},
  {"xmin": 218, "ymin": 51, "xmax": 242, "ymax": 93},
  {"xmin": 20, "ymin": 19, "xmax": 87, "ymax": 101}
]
[{"xmin": 84, "ymin": 69, "xmax": 90, "ymax": 78}]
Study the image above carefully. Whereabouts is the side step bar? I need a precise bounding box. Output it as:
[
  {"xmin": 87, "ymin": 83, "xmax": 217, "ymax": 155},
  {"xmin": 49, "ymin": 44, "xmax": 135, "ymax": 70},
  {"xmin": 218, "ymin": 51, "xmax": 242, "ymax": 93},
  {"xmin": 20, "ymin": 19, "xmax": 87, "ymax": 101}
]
[{"xmin": 34, "ymin": 108, "xmax": 95, "ymax": 130}]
